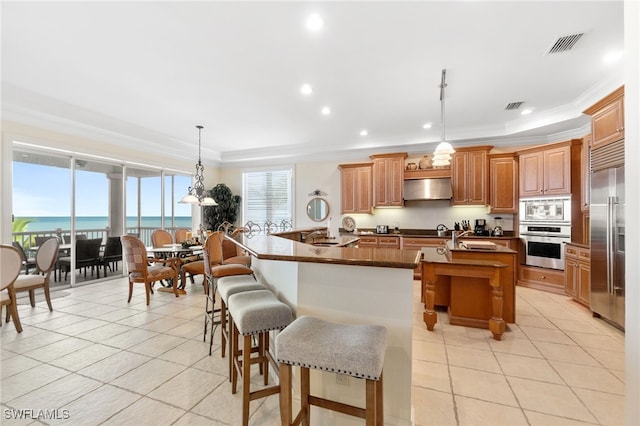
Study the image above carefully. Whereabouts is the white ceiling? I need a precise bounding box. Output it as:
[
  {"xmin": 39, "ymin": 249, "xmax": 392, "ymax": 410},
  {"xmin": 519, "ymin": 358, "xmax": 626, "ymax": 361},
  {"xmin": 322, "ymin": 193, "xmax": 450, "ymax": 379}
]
[{"xmin": 1, "ymin": 1, "xmax": 625, "ymax": 167}]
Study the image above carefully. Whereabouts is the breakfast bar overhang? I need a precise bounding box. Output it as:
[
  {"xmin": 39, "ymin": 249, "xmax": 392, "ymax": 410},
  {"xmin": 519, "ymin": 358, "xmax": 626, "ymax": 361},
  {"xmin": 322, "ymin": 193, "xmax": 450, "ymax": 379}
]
[{"xmin": 227, "ymin": 232, "xmax": 420, "ymax": 425}]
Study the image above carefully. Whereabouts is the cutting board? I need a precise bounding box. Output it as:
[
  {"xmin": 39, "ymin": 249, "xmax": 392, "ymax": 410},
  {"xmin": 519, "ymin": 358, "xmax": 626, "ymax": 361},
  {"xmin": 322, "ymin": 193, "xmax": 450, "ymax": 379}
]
[{"xmin": 461, "ymin": 241, "xmax": 497, "ymax": 250}]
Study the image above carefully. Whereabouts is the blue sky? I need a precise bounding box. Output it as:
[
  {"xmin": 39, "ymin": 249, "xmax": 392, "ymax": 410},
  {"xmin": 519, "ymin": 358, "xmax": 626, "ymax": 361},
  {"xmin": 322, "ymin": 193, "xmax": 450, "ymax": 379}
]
[{"xmin": 13, "ymin": 162, "xmax": 193, "ymax": 217}]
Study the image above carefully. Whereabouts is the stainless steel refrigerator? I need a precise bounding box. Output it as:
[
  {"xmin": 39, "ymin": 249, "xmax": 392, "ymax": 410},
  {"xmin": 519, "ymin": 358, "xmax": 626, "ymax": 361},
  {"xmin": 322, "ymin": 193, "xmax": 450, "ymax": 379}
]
[{"xmin": 590, "ymin": 141, "xmax": 625, "ymax": 330}]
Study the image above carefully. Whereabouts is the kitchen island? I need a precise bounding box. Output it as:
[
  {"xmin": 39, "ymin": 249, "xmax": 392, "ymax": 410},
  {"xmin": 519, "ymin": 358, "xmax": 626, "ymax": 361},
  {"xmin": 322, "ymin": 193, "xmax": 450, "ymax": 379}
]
[
  {"xmin": 422, "ymin": 240, "xmax": 518, "ymax": 340},
  {"xmin": 227, "ymin": 231, "xmax": 420, "ymax": 426}
]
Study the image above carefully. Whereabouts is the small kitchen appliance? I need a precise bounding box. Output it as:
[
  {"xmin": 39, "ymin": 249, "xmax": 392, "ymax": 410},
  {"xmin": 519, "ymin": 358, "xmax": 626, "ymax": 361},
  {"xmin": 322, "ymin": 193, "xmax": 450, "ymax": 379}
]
[
  {"xmin": 493, "ymin": 217, "xmax": 504, "ymax": 236},
  {"xmin": 375, "ymin": 225, "xmax": 389, "ymax": 234},
  {"xmin": 474, "ymin": 219, "xmax": 488, "ymax": 236}
]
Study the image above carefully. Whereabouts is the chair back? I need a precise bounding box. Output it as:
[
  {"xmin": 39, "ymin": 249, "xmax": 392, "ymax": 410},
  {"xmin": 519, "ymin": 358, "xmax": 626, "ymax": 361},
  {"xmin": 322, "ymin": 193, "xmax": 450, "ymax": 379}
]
[
  {"xmin": 174, "ymin": 228, "xmax": 190, "ymax": 243},
  {"xmin": 11, "ymin": 241, "xmax": 28, "ymax": 262},
  {"xmin": 76, "ymin": 238, "xmax": 102, "ymax": 261},
  {"xmin": 1, "ymin": 245, "xmax": 22, "ymax": 291},
  {"xmin": 35, "ymin": 237, "xmax": 60, "ymax": 274},
  {"xmin": 121, "ymin": 235, "xmax": 149, "ymax": 278},
  {"xmin": 151, "ymin": 229, "xmax": 173, "ymax": 248},
  {"xmin": 103, "ymin": 236, "xmax": 122, "ymax": 260},
  {"xmin": 203, "ymin": 231, "xmax": 225, "ymax": 276}
]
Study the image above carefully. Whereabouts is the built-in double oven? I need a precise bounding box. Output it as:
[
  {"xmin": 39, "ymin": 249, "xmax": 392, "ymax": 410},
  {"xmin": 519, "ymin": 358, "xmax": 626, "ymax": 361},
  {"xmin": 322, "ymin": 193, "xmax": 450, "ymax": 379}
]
[{"xmin": 519, "ymin": 197, "xmax": 572, "ymax": 270}]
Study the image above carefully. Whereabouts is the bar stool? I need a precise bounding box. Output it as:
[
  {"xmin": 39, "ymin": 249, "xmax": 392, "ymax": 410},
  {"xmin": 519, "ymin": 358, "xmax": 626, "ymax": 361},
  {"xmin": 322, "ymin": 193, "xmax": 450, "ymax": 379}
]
[
  {"xmin": 203, "ymin": 263, "xmax": 256, "ymax": 356},
  {"xmin": 227, "ymin": 289, "xmax": 293, "ymax": 426},
  {"xmin": 276, "ymin": 316, "xmax": 387, "ymax": 426}
]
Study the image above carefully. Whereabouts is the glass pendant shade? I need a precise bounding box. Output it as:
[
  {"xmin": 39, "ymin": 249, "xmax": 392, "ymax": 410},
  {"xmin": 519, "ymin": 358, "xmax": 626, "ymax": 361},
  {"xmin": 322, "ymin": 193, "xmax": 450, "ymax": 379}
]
[{"xmin": 432, "ymin": 69, "xmax": 454, "ymax": 166}]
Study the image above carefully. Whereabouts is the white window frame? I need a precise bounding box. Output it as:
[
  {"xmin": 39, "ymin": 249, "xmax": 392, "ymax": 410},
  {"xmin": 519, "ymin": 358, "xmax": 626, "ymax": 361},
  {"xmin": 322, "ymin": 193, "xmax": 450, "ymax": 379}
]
[{"xmin": 241, "ymin": 165, "xmax": 295, "ymax": 230}]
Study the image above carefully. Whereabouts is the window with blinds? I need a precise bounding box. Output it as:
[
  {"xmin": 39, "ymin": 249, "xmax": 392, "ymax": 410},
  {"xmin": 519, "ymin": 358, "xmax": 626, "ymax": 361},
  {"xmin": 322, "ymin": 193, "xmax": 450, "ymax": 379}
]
[{"xmin": 242, "ymin": 168, "xmax": 293, "ymax": 227}]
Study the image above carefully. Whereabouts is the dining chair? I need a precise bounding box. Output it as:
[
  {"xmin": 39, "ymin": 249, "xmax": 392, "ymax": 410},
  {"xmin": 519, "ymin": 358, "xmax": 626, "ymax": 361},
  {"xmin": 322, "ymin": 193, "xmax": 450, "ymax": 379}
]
[
  {"xmin": 57, "ymin": 238, "xmax": 103, "ymax": 281},
  {"xmin": 100, "ymin": 236, "xmax": 123, "ymax": 276},
  {"xmin": 222, "ymin": 229, "xmax": 251, "ymax": 267},
  {"xmin": 1, "ymin": 244, "xmax": 24, "ymax": 333},
  {"xmin": 12, "ymin": 241, "xmax": 36, "ymax": 274},
  {"xmin": 174, "ymin": 228, "xmax": 191, "ymax": 243},
  {"xmin": 121, "ymin": 235, "xmax": 179, "ymax": 305},
  {"xmin": 180, "ymin": 231, "xmax": 224, "ymax": 290},
  {"xmin": 151, "ymin": 229, "xmax": 173, "ymax": 248},
  {"xmin": 13, "ymin": 237, "xmax": 59, "ymax": 311}
]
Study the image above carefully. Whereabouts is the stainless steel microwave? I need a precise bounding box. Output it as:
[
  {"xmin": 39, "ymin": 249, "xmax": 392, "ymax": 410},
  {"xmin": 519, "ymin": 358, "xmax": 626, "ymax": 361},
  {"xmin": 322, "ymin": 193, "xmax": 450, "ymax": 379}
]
[{"xmin": 519, "ymin": 196, "xmax": 571, "ymax": 224}]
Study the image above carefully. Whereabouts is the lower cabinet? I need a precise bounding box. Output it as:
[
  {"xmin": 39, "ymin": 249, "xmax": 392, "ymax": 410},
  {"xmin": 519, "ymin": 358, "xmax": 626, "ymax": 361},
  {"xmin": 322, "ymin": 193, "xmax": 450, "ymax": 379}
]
[
  {"xmin": 517, "ymin": 265, "xmax": 565, "ymax": 294},
  {"xmin": 564, "ymin": 244, "xmax": 591, "ymax": 307},
  {"xmin": 357, "ymin": 235, "xmax": 401, "ymax": 249}
]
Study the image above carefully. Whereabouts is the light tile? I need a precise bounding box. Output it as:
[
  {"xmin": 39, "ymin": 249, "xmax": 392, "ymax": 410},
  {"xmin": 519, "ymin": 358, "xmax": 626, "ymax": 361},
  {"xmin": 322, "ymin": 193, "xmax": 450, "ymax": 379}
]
[
  {"xmin": 455, "ymin": 395, "xmax": 529, "ymax": 425},
  {"xmin": 489, "ymin": 336, "xmax": 543, "ymax": 358},
  {"xmin": 100, "ymin": 327, "xmax": 158, "ymax": 349},
  {"xmin": 583, "ymin": 346, "xmax": 626, "ymax": 370},
  {"xmin": 508, "ymin": 376, "xmax": 597, "ymax": 423},
  {"xmin": 49, "ymin": 343, "xmax": 121, "ymax": 371},
  {"xmin": 518, "ymin": 325, "xmax": 574, "ymax": 344},
  {"xmin": 524, "ymin": 409, "xmax": 598, "ymax": 425},
  {"xmin": 74, "ymin": 322, "xmax": 132, "ymax": 341},
  {"xmin": 573, "ymin": 387, "xmax": 625, "ymax": 425},
  {"xmin": 413, "ymin": 339, "xmax": 447, "ymax": 364},
  {"xmin": 565, "ymin": 330, "xmax": 625, "ymax": 351},
  {"xmin": 532, "ymin": 340, "xmax": 600, "ymax": 366},
  {"xmin": 51, "ymin": 384, "xmax": 140, "ymax": 425},
  {"xmin": 77, "ymin": 350, "xmax": 151, "ymax": 382},
  {"xmin": 172, "ymin": 412, "xmax": 227, "ymax": 426},
  {"xmin": 110, "ymin": 358, "xmax": 185, "ymax": 394},
  {"xmin": 1, "ymin": 355, "xmax": 42, "ymax": 380},
  {"xmin": 148, "ymin": 368, "xmax": 224, "ymax": 410},
  {"xmin": 2, "ymin": 364, "xmax": 69, "ymax": 402},
  {"xmin": 9, "ymin": 373, "xmax": 102, "ymax": 410},
  {"xmin": 412, "ymin": 359, "xmax": 451, "ymax": 393},
  {"xmin": 549, "ymin": 360, "xmax": 625, "ymax": 394},
  {"xmin": 494, "ymin": 352, "xmax": 563, "ymax": 384},
  {"xmin": 449, "ymin": 366, "xmax": 518, "ymax": 406},
  {"xmin": 446, "ymin": 345, "xmax": 501, "ymax": 373},
  {"xmin": 23, "ymin": 336, "xmax": 92, "ymax": 363},
  {"xmin": 412, "ymin": 387, "xmax": 456, "ymax": 426},
  {"xmin": 191, "ymin": 378, "xmax": 259, "ymax": 424},
  {"xmin": 126, "ymin": 333, "xmax": 187, "ymax": 357},
  {"xmin": 158, "ymin": 339, "xmax": 209, "ymax": 366}
]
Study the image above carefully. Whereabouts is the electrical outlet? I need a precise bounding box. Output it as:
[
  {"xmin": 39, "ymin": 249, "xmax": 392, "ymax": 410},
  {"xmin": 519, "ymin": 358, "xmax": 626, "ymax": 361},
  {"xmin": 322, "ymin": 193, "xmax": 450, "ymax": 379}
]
[{"xmin": 336, "ymin": 374, "xmax": 349, "ymax": 386}]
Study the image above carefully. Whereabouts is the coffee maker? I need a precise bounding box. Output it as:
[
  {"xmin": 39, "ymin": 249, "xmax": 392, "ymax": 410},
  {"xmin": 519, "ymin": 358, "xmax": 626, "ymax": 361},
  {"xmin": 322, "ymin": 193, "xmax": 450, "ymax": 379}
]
[{"xmin": 474, "ymin": 219, "xmax": 489, "ymax": 236}]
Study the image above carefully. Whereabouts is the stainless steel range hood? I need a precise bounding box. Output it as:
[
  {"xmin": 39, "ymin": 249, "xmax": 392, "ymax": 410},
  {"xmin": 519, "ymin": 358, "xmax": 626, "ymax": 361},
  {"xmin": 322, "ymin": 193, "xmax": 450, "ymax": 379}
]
[{"xmin": 403, "ymin": 178, "xmax": 452, "ymax": 200}]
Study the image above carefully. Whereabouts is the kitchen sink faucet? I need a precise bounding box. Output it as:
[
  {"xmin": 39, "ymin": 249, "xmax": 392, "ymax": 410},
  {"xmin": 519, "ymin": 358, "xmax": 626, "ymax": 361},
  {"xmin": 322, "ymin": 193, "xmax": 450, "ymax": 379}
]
[{"xmin": 452, "ymin": 230, "xmax": 474, "ymax": 247}]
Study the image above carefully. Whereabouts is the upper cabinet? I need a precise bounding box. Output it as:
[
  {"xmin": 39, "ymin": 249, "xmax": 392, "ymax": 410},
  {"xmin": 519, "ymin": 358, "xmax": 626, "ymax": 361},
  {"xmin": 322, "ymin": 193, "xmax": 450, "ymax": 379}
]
[
  {"xmin": 338, "ymin": 163, "xmax": 373, "ymax": 214},
  {"xmin": 580, "ymin": 134, "xmax": 591, "ymax": 212},
  {"xmin": 583, "ymin": 86, "xmax": 624, "ymax": 150},
  {"xmin": 370, "ymin": 153, "xmax": 407, "ymax": 207},
  {"xmin": 488, "ymin": 153, "xmax": 518, "ymax": 213},
  {"xmin": 451, "ymin": 146, "xmax": 491, "ymax": 205},
  {"xmin": 518, "ymin": 145, "xmax": 571, "ymax": 197}
]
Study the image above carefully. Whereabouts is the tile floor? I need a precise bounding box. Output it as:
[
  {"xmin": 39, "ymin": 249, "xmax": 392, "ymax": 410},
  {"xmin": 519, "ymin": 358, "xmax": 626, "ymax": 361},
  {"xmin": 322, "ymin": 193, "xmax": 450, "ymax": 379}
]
[{"xmin": 1, "ymin": 277, "xmax": 625, "ymax": 425}]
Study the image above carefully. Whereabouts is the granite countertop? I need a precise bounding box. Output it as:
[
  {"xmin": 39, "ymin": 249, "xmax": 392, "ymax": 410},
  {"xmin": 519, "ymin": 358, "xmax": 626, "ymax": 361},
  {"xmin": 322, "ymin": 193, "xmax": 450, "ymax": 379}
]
[
  {"xmin": 420, "ymin": 241, "xmax": 513, "ymax": 266},
  {"xmin": 226, "ymin": 233, "xmax": 421, "ymax": 269}
]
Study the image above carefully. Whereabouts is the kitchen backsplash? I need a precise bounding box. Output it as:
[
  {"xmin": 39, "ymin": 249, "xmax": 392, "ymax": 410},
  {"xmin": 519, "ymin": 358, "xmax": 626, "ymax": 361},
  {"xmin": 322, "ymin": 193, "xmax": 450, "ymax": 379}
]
[{"xmin": 340, "ymin": 200, "xmax": 514, "ymax": 232}]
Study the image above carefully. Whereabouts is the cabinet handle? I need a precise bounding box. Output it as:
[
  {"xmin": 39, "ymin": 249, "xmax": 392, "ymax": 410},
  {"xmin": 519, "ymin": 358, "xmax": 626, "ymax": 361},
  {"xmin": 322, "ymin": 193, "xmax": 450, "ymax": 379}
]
[{"xmin": 541, "ymin": 275, "xmax": 546, "ymax": 279}]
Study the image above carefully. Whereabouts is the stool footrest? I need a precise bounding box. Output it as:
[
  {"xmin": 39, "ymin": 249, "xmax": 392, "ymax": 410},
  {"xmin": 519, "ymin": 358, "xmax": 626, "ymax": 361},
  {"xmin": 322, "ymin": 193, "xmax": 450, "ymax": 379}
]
[
  {"xmin": 308, "ymin": 395, "xmax": 366, "ymax": 419},
  {"xmin": 251, "ymin": 385, "xmax": 280, "ymax": 401}
]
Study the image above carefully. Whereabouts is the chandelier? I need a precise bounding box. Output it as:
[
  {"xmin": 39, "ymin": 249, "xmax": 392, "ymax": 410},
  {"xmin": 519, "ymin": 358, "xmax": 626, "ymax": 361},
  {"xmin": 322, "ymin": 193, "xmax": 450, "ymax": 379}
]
[
  {"xmin": 179, "ymin": 125, "xmax": 217, "ymax": 206},
  {"xmin": 432, "ymin": 69, "xmax": 455, "ymax": 167}
]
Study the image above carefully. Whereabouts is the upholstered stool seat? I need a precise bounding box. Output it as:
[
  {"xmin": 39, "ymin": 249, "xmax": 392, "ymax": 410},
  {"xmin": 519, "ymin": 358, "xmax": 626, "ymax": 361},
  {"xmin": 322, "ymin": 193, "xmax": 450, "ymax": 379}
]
[
  {"xmin": 227, "ymin": 289, "xmax": 293, "ymax": 426},
  {"xmin": 276, "ymin": 315, "xmax": 387, "ymax": 426}
]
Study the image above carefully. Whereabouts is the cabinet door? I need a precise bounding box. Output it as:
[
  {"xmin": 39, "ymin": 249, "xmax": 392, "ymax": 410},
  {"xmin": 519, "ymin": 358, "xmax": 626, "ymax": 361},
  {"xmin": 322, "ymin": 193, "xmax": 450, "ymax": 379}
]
[
  {"xmin": 592, "ymin": 96, "xmax": 624, "ymax": 149},
  {"xmin": 379, "ymin": 236, "xmax": 400, "ymax": 248},
  {"xmin": 577, "ymin": 262, "xmax": 591, "ymax": 307},
  {"xmin": 543, "ymin": 146, "xmax": 571, "ymax": 196},
  {"xmin": 372, "ymin": 156, "xmax": 404, "ymax": 207},
  {"xmin": 355, "ymin": 166, "xmax": 372, "ymax": 212},
  {"xmin": 467, "ymin": 151, "xmax": 488, "ymax": 204},
  {"xmin": 451, "ymin": 152, "xmax": 468, "ymax": 205},
  {"xmin": 564, "ymin": 257, "xmax": 578, "ymax": 298},
  {"xmin": 372, "ymin": 158, "xmax": 388, "ymax": 207},
  {"xmin": 519, "ymin": 152, "xmax": 544, "ymax": 197},
  {"xmin": 340, "ymin": 167, "xmax": 357, "ymax": 214},
  {"xmin": 489, "ymin": 155, "xmax": 517, "ymax": 213},
  {"xmin": 358, "ymin": 236, "xmax": 378, "ymax": 247}
]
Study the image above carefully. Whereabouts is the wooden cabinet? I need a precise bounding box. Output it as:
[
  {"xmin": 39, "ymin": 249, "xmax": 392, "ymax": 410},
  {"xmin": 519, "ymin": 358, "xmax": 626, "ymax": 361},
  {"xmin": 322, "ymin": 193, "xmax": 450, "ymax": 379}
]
[
  {"xmin": 583, "ymin": 86, "xmax": 624, "ymax": 150},
  {"xmin": 338, "ymin": 163, "xmax": 373, "ymax": 214},
  {"xmin": 580, "ymin": 134, "xmax": 591, "ymax": 213},
  {"xmin": 488, "ymin": 153, "xmax": 518, "ymax": 213},
  {"xmin": 517, "ymin": 265, "xmax": 565, "ymax": 294},
  {"xmin": 370, "ymin": 153, "xmax": 407, "ymax": 207},
  {"xmin": 518, "ymin": 144, "xmax": 571, "ymax": 197},
  {"xmin": 564, "ymin": 244, "xmax": 591, "ymax": 307},
  {"xmin": 451, "ymin": 146, "xmax": 491, "ymax": 205},
  {"xmin": 357, "ymin": 235, "xmax": 401, "ymax": 248}
]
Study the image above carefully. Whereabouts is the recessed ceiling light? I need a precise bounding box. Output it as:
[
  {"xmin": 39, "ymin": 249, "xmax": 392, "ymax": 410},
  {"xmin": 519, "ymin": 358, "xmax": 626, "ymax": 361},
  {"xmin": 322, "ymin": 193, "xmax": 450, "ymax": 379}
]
[
  {"xmin": 603, "ymin": 50, "xmax": 623, "ymax": 64},
  {"xmin": 306, "ymin": 14, "xmax": 324, "ymax": 32},
  {"xmin": 423, "ymin": 123, "xmax": 432, "ymax": 129},
  {"xmin": 360, "ymin": 130, "xmax": 368, "ymax": 136},
  {"xmin": 521, "ymin": 108, "xmax": 533, "ymax": 115},
  {"xmin": 300, "ymin": 84, "xmax": 313, "ymax": 95},
  {"xmin": 321, "ymin": 106, "xmax": 331, "ymax": 115}
]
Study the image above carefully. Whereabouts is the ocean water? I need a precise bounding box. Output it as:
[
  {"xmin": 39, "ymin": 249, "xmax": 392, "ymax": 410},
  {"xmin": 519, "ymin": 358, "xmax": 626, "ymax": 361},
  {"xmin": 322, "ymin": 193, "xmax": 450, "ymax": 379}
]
[{"xmin": 14, "ymin": 216, "xmax": 192, "ymax": 232}]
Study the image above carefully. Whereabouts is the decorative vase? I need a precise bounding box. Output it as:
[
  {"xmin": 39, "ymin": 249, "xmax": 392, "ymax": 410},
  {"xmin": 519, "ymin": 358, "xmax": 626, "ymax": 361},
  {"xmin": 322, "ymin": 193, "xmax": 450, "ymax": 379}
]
[
  {"xmin": 419, "ymin": 155, "xmax": 432, "ymax": 169},
  {"xmin": 406, "ymin": 162, "xmax": 418, "ymax": 171}
]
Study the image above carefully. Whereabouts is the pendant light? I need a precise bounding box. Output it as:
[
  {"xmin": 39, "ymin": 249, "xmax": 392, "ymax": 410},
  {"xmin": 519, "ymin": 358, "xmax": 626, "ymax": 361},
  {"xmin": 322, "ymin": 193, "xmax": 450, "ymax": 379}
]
[
  {"xmin": 179, "ymin": 125, "xmax": 218, "ymax": 206},
  {"xmin": 432, "ymin": 69, "xmax": 455, "ymax": 167}
]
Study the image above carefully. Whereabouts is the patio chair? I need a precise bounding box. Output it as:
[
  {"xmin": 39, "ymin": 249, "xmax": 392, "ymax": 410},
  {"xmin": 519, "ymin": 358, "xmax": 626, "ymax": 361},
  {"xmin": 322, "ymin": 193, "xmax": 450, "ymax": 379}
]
[
  {"xmin": 58, "ymin": 238, "xmax": 103, "ymax": 281},
  {"xmin": 13, "ymin": 237, "xmax": 59, "ymax": 311},
  {"xmin": 100, "ymin": 236, "xmax": 123, "ymax": 276},
  {"xmin": 121, "ymin": 235, "xmax": 179, "ymax": 305},
  {"xmin": 151, "ymin": 229, "xmax": 173, "ymax": 248},
  {"xmin": 1, "ymin": 244, "xmax": 24, "ymax": 333},
  {"xmin": 12, "ymin": 241, "xmax": 36, "ymax": 274}
]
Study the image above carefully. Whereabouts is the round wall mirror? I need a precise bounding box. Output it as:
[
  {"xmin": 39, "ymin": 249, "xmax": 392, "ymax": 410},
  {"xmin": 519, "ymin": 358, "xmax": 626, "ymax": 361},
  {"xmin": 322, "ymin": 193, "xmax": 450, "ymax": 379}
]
[{"xmin": 306, "ymin": 197, "xmax": 329, "ymax": 222}]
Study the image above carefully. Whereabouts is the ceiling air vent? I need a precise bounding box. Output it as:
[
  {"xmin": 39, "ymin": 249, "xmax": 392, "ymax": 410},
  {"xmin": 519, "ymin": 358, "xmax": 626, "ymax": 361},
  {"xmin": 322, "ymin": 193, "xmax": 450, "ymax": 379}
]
[
  {"xmin": 547, "ymin": 33, "xmax": 584, "ymax": 54},
  {"xmin": 505, "ymin": 102, "xmax": 524, "ymax": 110}
]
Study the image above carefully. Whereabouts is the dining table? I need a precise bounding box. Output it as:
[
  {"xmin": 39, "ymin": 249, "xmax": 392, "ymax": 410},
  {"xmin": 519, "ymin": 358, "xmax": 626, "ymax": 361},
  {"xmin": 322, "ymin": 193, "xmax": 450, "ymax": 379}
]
[{"xmin": 147, "ymin": 243, "xmax": 203, "ymax": 294}]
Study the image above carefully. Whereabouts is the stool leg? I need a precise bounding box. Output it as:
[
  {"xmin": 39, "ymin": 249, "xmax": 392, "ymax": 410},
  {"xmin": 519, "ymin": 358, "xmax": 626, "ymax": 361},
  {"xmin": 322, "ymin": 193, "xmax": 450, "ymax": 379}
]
[
  {"xmin": 242, "ymin": 334, "xmax": 252, "ymax": 426},
  {"xmin": 366, "ymin": 379, "xmax": 376, "ymax": 426},
  {"xmin": 231, "ymin": 321, "xmax": 239, "ymax": 393},
  {"xmin": 376, "ymin": 372, "xmax": 383, "ymax": 426},
  {"xmin": 260, "ymin": 332, "xmax": 268, "ymax": 385},
  {"xmin": 221, "ymin": 299, "xmax": 227, "ymax": 357},
  {"xmin": 279, "ymin": 364, "xmax": 292, "ymax": 426},
  {"xmin": 301, "ymin": 366, "xmax": 310, "ymax": 426}
]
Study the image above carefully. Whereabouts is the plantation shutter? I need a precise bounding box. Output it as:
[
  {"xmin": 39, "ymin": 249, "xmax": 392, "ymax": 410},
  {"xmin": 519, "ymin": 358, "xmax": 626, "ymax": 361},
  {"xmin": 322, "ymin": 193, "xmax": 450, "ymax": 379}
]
[{"xmin": 242, "ymin": 168, "xmax": 293, "ymax": 226}]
